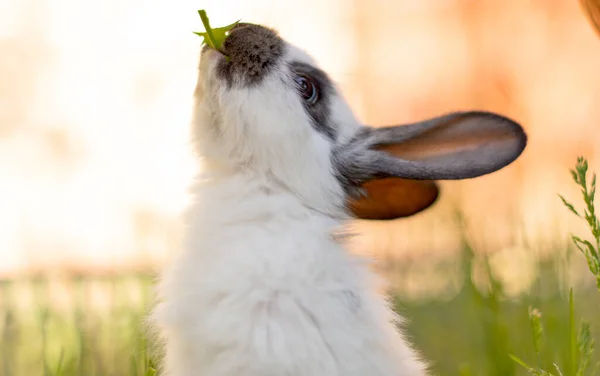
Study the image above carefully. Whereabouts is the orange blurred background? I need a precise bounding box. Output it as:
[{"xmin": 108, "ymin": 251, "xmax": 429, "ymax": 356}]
[{"xmin": 1, "ymin": 0, "xmax": 599, "ymax": 278}]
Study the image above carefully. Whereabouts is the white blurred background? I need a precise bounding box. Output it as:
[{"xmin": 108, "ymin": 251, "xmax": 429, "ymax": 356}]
[{"xmin": 1, "ymin": 0, "xmax": 599, "ymax": 280}]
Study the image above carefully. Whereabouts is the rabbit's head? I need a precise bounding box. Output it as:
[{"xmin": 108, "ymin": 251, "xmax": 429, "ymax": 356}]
[{"xmin": 193, "ymin": 23, "xmax": 527, "ymax": 220}]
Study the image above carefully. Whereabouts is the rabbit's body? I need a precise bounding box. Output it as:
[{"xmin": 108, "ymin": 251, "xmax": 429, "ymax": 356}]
[
  {"xmin": 152, "ymin": 22, "xmax": 527, "ymax": 376},
  {"xmin": 156, "ymin": 170, "xmax": 427, "ymax": 376}
]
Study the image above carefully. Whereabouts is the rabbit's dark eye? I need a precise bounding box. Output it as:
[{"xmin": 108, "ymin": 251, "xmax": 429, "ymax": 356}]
[{"xmin": 294, "ymin": 74, "xmax": 319, "ymax": 105}]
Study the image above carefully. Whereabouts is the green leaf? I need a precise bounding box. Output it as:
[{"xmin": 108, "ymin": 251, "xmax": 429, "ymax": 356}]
[
  {"xmin": 560, "ymin": 157, "xmax": 600, "ymax": 291},
  {"xmin": 571, "ymin": 169, "xmax": 580, "ymax": 184},
  {"xmin": 194, "ymin": 9, "xmax": 240, "ymax": 52},
  {"xmin": 591, "ymin": 173, "xmax": 597, "ymax": 201},
  {"xmin": 559, "ymin": 194, "xmax": 581, "ymax": 217},
  {"xmin": 510, "ymin": 354, "xmax": 535, "ymax": 370},
  {"xmin": 572, "ymin": 236, "xmax": 599, "ymax": 264},
  {"xmin": 510, "ymin": 355, "xmax": 557, "ymax": 376}
]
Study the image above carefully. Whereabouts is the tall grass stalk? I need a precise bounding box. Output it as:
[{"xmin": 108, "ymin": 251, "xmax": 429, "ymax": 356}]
[{"xmin": 512, "ymin": 157, "xmax": 599, "ymax": 376}]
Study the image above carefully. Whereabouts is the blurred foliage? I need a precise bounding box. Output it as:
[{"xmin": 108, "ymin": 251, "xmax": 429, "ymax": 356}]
[
  {"xmin": 1, "ymin": 243, "xmax": 599, "ymax": 376},
  {"xmin": 507, "ymin": 157, "xmax": 600, "ymax": 376},
  {"xmin": 559, "ymin": 157, "xmax": 600, "ymax": 290},
  {"xmin": 0, "ymin": 274, "xmax": 158, "ymax": 376}
]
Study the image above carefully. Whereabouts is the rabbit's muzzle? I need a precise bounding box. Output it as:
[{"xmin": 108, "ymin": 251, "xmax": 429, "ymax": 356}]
[{"xmin": 217, "ymin": 23, "xmax": 284, "ymax": 86}]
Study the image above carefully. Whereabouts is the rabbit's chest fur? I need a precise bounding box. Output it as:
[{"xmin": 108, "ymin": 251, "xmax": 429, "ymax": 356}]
[{"xmin": 154, "ymin": 173, "xmax": 427, "ymax": 376}]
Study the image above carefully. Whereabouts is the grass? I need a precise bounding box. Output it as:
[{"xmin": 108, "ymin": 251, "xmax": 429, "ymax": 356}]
[
  {"xmin": 1, "ymin": 250, "xmax": 599, "ymax": 376},
  {"xmin": 2, "ymin": 250, "xmax": 598, "ymax": 376},
  {"xmin": 1, "ymin": 158, "xmax": 599, "ymax": 376},
  {"xmin": 507, "ymin": 157, "xmax": 600, "ymax": 376},
  {"xmin": 0, "ymin": 274, "xmax": 158, "ymax": 376}
]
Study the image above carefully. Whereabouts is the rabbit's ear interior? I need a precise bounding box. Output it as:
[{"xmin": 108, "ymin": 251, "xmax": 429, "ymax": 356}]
[
  {"xmin": 372, "ymin": 112, "xmax": 527, "ymax": 180},
  {"xmin": 338, "ymin": 111, "xmax": 527, "ymax": 220},
  {"xmin": 348, "ymin": 178, "xmax": 439, "ymax": 220}
]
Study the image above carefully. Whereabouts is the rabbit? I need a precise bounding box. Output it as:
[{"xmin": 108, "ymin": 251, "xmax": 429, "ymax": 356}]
[{"xmin": 151, "ymin": 23, "xmax": 527, "ymax": 376}]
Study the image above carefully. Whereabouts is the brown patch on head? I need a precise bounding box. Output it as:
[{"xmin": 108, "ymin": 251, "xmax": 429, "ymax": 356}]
[{"xmin": 218, "ymin": 23, "xmax": 284, "ymax": 86}]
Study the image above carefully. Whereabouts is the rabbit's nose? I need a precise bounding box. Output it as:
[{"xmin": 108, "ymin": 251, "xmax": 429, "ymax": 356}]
[{"xmin": 221, "ymin": 24, "xmax": 284, "ymax": 85}]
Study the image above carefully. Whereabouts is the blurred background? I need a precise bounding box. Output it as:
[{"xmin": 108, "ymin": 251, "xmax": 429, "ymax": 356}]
[{"xmin": 1, "ymin": 0, "xmax": 600, "ymax": 375}]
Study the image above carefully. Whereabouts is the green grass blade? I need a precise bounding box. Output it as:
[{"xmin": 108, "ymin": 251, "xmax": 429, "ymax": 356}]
[
  {"xmin": 570, "ymin": 288, "xmax": 578, "ymax": 376},
  {"xmin": 54, "ymin": 348, "xmax": 64, "ymax": 376}
]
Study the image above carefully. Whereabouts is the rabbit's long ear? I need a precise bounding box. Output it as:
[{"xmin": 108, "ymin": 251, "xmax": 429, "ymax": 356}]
[
  {"xmin": 348, "ymin": 178, "xmax": 439, "ymax": 220},
  {"xmin": 335, "ymin": 111, "xmax": 527, "ymax": 220}
]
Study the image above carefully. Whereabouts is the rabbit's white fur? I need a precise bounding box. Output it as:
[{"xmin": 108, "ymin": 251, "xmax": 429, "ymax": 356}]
[
  {"xmin": 152, "ymin": 32, "xmax": 429, "ymax": 375},
  {"xmin": 155, "ymin": 174, "xmax": 427, "ymax": 376}
]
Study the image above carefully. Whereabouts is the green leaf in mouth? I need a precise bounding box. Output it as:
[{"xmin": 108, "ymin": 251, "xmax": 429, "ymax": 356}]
[{"xmin": 194, "ymin": 9, "xmax": 240, "ymax": 53}]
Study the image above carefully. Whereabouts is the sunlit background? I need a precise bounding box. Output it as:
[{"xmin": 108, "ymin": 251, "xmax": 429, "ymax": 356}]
[
  {"xmin": 2, "ymin": 0, "xmax": 599, "ymax": 281},
  {"xmin": 2, "ymin": 1, "xmax": 600, "ymax": 375}
]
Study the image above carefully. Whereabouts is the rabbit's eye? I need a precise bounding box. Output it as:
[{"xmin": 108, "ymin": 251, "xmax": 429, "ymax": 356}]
[{"xmin": 295, "ymin": 74, "xmax": 319, "ymax": 105}]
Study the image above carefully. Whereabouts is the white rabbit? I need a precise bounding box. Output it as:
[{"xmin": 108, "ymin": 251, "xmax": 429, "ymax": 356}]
[{"xmin": 151, "ymin": 23, "xmax": 527, "ymax": 376}]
